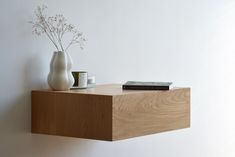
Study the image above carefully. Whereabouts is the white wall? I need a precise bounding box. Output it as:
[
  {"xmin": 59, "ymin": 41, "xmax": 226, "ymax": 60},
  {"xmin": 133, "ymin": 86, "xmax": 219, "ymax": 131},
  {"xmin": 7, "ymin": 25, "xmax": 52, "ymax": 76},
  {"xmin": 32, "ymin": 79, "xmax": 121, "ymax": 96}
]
[{"xmin": 1, "ymin": 0, "xmax": 235, "ymax": 156}]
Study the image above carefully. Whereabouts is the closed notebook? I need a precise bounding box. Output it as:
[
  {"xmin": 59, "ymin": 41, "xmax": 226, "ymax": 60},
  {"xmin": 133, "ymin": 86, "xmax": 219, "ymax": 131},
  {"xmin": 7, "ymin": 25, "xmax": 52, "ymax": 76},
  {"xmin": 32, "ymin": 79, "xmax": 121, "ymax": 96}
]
[{"xmin": 122, "ymin": 81, "xmax": 172, "ymax": 90}]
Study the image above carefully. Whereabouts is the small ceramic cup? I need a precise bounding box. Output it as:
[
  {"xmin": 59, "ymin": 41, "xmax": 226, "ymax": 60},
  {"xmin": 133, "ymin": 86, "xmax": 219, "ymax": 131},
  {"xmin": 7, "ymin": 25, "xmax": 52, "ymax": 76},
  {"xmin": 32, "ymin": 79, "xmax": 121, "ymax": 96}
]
[{"xmin": 72, "ymin": 71, "xmax": 88, "ymax": 88}]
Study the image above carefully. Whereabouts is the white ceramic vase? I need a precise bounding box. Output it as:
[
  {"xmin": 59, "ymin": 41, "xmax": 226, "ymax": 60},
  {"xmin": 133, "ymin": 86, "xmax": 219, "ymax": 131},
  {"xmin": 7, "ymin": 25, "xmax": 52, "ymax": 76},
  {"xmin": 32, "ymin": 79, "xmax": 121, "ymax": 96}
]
[{"xmin": 48, "ymin": 51, "xmax": 74, "ymax": 91}]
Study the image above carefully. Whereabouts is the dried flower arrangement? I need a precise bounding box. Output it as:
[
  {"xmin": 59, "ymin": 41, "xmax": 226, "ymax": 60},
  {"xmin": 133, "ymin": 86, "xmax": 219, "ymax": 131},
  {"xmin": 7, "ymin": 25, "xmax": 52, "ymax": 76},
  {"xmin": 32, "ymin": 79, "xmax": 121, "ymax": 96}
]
[{"xmin": 29, "ymin": 5, "xmax": 86, "ymax": 52}]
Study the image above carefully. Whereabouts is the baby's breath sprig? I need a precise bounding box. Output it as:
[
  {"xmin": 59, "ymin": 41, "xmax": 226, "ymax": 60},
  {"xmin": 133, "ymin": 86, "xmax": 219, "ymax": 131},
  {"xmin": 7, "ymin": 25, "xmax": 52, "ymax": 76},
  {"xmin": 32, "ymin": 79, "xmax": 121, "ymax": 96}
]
[{"xmin": 30, "ymin": 5, "xmax": 86, "ymax": 52}]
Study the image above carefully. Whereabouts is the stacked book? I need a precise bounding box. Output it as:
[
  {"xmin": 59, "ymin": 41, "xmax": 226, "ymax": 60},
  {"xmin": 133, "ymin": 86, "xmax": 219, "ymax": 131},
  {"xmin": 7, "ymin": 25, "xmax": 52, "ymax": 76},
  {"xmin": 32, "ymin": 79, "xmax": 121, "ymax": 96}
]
[{"xmin": 122, "ymin": 81, "xmax": 172, "ymax": 90}]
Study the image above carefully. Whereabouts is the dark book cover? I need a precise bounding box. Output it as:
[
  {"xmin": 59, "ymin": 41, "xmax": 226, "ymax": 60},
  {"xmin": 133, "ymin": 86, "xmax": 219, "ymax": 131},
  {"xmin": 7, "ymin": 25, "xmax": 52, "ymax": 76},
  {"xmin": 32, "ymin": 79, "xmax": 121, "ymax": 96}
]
[{"xmin": 122, "ymin": 81, "xmax": 172, "ymax": 90}]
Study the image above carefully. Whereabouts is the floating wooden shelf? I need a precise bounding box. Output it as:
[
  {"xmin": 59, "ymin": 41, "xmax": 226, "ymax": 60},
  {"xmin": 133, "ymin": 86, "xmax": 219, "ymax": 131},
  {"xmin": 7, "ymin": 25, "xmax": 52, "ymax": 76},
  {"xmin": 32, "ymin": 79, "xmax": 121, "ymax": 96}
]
[{"xmin": 31, "ymin": 84, "xmax": 190, "ymax": 141}]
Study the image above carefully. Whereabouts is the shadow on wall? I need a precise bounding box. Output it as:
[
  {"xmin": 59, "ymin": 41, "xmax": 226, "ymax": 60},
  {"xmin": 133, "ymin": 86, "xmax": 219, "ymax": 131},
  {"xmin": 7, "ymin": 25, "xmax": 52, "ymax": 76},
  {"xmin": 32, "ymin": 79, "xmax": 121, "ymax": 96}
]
[
  {"xmin": 0, "ymin": 53, "xmax": 48, "ymax": 135},
  {"xmin": 0, "ymin": 54, "xmax": 94, "ymax": 157}
]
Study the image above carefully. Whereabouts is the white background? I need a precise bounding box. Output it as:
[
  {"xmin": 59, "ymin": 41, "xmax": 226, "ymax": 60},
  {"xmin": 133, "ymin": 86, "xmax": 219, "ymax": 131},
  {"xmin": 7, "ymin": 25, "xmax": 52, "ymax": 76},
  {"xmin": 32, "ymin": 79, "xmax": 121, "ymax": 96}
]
[{"xmin": 0, "ymin": 0, "xmax": 235, "ymax": 156}]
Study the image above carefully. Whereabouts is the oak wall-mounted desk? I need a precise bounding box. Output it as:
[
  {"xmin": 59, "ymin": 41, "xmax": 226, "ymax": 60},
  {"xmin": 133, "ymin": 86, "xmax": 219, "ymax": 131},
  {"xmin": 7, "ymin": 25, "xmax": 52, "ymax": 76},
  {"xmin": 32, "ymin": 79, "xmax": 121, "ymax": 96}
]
[{"xmin": 32, "ymin": 84, "xmax": 190, "ymax": 141}]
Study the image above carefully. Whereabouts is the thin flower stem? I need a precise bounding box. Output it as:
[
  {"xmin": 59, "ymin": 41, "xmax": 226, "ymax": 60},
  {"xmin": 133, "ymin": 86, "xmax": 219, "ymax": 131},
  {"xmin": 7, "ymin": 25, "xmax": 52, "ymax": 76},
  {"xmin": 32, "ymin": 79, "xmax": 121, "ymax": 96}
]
[
  {"xmin": 46, "ymin": 20, "xmax": 64, "ymax": 52},
  {"xmin": 65, "ymin": 42, "xmax": 73, "ymax": 52},
  {"xmin": 40, "ymin": 17, "xmax": 59, "ymax": 50},
  {"xmin": 44, "ymin": 30, "xmax": 59, "ymax": 51},
  {"xmin": 56, "ymin": 29, "xmax": 64, "ymax": 52},
  {"xmin": 30, "ymin": 5, "xmax": 85, "ymax": 52},
  {"xmin": 37, "ymin": 9, "xmax": 55, "ymax": 40},
  {"xmin": 65, "ymin": 34, "xmax": 77, "ymax": 51},
  {"xmin": 33, "ymin": 23, "xmax": 59, "ymax": 51}
]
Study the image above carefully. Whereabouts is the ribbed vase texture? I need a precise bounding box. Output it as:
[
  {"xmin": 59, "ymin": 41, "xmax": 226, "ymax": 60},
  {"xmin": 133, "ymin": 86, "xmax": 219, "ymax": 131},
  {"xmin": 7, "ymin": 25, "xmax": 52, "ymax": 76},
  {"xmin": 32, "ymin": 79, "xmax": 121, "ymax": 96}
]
[{"xmin": 48, "ymin": 51, "xmax": 74, "ymax": 90}]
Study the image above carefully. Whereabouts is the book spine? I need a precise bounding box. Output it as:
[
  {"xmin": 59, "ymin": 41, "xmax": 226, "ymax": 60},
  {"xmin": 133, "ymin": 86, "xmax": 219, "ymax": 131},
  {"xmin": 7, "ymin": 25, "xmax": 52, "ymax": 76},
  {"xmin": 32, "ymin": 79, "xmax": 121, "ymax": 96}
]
[{"xmin": 122, "ymin": 85, "xmax": 170, "ymax": 90}]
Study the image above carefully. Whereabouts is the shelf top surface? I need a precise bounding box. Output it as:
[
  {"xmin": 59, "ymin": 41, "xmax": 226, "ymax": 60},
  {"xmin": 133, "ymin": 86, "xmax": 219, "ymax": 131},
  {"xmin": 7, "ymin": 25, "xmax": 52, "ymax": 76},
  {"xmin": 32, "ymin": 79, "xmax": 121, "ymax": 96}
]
[{"xmin": 33, "ymin": 84, "xmax": 189, "ymax": 96}]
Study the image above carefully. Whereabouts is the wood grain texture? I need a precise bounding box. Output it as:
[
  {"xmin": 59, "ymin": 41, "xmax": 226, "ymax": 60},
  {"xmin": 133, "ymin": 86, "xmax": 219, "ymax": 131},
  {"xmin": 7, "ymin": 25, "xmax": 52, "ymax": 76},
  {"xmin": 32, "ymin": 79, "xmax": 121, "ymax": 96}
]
[
  {"xmin": 32, "ymin": 91, "xmax": 113, "ymax": 140},
  {"xmin": 32, "ymin": 84, "xmax": 190, "ymax": 141},
  {"xmin": 112, "ymin": 88, "xmax": 190, "ymax": 140}
]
